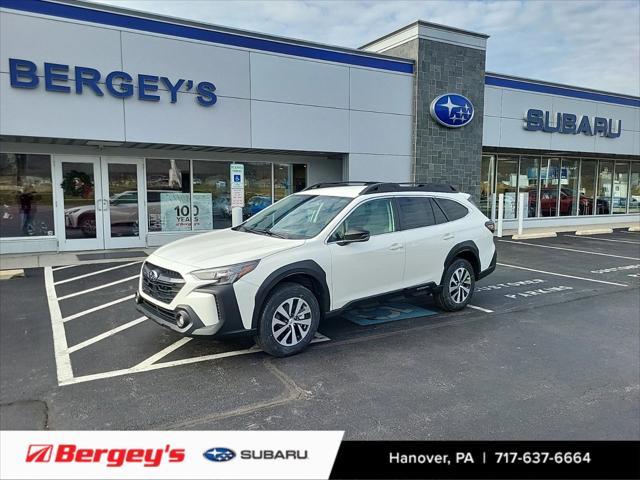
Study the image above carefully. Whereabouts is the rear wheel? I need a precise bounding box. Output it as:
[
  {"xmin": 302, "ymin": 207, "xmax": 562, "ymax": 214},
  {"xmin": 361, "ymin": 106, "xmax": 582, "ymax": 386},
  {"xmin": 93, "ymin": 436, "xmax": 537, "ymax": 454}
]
[
  {"xmin": 255, "ymin": 282, "xmax": 320, "ymax": 357},
  {"xmin": 79, "ymin": 214, "xmax": 96, "ymax": 237},
  {"xmin": 434, "ymin": 258, "xmax": 475, "ymax": 311}
]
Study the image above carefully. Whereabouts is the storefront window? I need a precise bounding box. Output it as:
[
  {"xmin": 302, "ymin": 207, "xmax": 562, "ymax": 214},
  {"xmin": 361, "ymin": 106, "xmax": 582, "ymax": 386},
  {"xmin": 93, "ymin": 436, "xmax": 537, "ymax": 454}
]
[
  {"xmin": 193, "ymin": 160, "xmax": 231, "ymax": 230},
  {"xmin": 146, "ymin": 158, "xmax": 191, "ymax": 232},
  {"xmin": 630, "ymin": 163, "xmax": 640, "ymax": 214},
  {"xmin": 243, "ymin": 163, "xmax": 272, "ymax": 219},
  {"xmin": 579, "ymin": 159, "xmax": 597, "ymax": 215},
  {"xmin": 612, "ymin": 162, "xmax": 630, "ymax": 214},
  {"xmin": 274, "ymin": 164, "xmax": 292, "ymax": 202},
  {"xmin": 519, "ymin": 156, "xmax": 539, "ymax": 218},
  {"xmin": 496, "ymin": 156, "xmax": 519, "ymax": 219},
  {"xmin": 539, "ymin": 157, "xmax": 561, "ymax": 217},
  {"xmin": 480, "ymin": 155, "xmax": 495, "ymax": 217},
  {"xmin": 0, "ymin": 153, "xmax": 54, "ymax": 238},
  {"xmin": 597, "ymin": 160, "xmax": 613, "ymax": 215},
  {"xmin": 560, "ymin": 158, "xmax": 580, "ymax": 217}
]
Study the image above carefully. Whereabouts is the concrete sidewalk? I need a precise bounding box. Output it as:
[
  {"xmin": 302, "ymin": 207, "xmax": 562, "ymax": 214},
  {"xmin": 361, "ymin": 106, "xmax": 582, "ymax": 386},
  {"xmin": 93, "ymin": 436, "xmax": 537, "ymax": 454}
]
[
  {"xmin": 0, "ymin": 248, "xmax": 155, "ymax": 270},
  {"xmin": 502, "ymin": 222, "xmax": 640, "ymax": 239}
]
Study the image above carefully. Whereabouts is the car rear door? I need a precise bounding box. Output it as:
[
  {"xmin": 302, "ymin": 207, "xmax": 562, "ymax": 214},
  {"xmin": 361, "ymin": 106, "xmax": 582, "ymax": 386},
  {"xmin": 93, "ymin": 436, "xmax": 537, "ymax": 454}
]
[
  {"xmin": 327, "ymin": 197, "xmax": 405, "ymax": 309},
  {"xmin": 398, "ymin": 196, "xmax": 452, "ymax": 287}
]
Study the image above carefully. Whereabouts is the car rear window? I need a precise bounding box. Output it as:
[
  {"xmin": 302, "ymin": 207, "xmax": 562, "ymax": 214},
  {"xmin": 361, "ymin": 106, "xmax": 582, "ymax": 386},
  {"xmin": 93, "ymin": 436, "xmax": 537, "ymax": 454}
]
[
  {"xmin": 434, "ymin": 198, "xmax": 469, "ymax": 221},
  {"xmin": 397, "ymin": 197, "xmax": 436, "ymax": 230}
]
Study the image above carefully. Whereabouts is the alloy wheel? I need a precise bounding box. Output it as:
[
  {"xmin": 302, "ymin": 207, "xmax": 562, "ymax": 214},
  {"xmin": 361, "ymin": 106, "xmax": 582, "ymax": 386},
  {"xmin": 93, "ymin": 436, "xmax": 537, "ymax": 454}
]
[
  {"xmin": 271, "ymin": 297, "xmax": 312, "ymax": 346},
  {"xmin": 448, "ymin": 267, "xmax": 471, "ymax": 304}
]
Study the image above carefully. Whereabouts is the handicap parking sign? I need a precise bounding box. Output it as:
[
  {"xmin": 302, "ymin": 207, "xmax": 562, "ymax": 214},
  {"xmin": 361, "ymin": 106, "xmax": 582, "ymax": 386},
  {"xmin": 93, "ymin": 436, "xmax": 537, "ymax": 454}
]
[{"xmin": 233, "ymin": 174, "xmax": 241, "ymax": 182}]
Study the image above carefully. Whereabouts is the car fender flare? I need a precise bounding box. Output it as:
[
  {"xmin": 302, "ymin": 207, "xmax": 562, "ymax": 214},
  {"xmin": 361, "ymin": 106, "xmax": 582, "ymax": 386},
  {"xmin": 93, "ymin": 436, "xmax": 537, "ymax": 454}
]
[
  {"xmin": 251, "ymin": 260, "xmax": 330, "ymax": 329},
  {"xmin": 441, "ymin": 241, "xmax": 481, "ymax": 285}
]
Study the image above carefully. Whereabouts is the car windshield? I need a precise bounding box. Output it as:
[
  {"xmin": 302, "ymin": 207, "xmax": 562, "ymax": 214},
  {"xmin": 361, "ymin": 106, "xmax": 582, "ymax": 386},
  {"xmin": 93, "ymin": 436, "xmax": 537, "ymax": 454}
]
[{"xmin": 234, "ymin": 194, "xmax": 352, "ymax": 239}]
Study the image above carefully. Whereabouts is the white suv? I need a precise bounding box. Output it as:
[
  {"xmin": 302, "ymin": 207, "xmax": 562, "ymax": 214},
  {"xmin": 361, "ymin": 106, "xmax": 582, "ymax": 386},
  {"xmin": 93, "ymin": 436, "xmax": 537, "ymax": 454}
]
[{"xmin": 136, "ymin": 182, "xmax": 497, "ymax": 357}]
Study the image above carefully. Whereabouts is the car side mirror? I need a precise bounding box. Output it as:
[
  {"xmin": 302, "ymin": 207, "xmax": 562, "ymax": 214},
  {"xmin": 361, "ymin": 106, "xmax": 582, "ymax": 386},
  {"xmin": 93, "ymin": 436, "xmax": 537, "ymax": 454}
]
[{"xmin": 337, "ymin": 228, "xmax": 370, "ymax": 246}]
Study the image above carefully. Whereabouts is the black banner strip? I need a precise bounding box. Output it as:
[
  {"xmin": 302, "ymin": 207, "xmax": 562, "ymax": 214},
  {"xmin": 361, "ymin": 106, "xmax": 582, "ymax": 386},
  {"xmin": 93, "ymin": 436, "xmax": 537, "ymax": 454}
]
[{"xmin": 329, "ymin": 441, "xmax": 640, "ymax": 479}]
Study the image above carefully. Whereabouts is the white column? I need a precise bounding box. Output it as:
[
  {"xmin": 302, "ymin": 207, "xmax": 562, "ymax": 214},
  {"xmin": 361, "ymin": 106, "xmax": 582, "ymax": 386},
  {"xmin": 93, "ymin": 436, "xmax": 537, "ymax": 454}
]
[
  {"xmin": 517, "ymin": 192, "xmax": 526, "ymax": 235},
  {"xmin": 497, "ymin": 193, "xmax": 504, "ymax": 238}
]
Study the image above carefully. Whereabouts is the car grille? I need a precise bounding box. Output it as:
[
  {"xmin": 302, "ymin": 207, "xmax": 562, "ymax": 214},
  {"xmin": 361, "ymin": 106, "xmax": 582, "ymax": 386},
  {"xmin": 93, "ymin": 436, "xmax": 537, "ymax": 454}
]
[
  {"xmin": 139, "ymin": 297, "xmax": 176, "ymax": 324},
  {"xmin": 141, "ymin": 262, "xmax": 185, "ymax": 304}
]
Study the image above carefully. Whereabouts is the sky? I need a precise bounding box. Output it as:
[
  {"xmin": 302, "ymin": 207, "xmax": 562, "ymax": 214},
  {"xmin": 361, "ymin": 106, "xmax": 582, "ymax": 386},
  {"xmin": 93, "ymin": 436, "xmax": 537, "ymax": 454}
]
[{"xmin": 94, "ymin": 0, "xmax": 640, "ymax": 96}]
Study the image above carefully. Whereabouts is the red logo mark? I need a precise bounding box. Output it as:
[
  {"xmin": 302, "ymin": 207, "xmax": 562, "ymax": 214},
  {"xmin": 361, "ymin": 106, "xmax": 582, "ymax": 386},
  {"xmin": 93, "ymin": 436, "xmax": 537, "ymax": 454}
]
[{"xmin": 26, "ymin": 445, "xmax": 53, "ymax": 463}]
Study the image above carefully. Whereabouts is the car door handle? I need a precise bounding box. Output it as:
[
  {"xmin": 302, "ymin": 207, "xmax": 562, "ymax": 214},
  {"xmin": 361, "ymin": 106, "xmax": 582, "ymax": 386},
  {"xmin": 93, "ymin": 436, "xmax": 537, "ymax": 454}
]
[
  {"xmin": 389, "ymin": 243, "xmax": 404, "ymax": 251},
  {"xmin": 443, "ymin": 233, "xmax": 455, "ymax": 240}
]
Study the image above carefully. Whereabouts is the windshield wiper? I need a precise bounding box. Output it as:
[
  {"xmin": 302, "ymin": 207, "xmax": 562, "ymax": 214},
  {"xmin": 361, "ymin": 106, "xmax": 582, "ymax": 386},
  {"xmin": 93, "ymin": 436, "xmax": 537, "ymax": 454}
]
[{"xmin": 239, "ymin": 226, "xmax": 287, "ymax": 239}]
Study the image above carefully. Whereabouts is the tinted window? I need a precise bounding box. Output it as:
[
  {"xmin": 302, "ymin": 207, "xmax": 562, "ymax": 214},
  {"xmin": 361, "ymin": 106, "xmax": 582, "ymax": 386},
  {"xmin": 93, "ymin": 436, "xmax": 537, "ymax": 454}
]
[
  {"xmin": 430, "ymin": 198, "xmax": 448, "ymax": 224},
  {"xmin": 435, "ymin": 198, "xmax": 469, "ymax": 221},
  {"xmin": 330, "ymin": 198, "xmax": 395, "ymax": 241},
  {"xmin": 397, "ymin": 197, "xmax": 435, "ymax": 230}
]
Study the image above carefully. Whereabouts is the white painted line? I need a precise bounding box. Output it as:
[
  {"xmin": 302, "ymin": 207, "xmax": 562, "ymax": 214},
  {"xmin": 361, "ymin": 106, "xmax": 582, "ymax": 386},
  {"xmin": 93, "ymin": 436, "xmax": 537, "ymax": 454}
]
[
  {"xmin": 467, "ymin": 304, "xmax": 494, "ymax": 313},
  {"xmin": 498, "ymin": 239, "xmax": 640, "ymax": 261},
  {"xmin": 497, "ymin": 262, "xmax": 629, "ymax": 287},
  {"xmin": 57, "ymin": 275, "xmax": 139, "ymax": 301},
  {"xmin": 54, "ymin": 261, "xmax": 142, "ymax": 285},
  {"xmin": 51, "ymin": 265, "xmax": 79, "ymax": 272},
  {"xmin": 43, "ymin": 267, "xmax": 73, "ymax": 384},
  {"xmin": 66, "ymin": 317, "xmax": 147, "ymax": 354},
  {"xmin": 564, "ymin": 234, "xmax": 640, "ymax": 245},
  {"xmin": 62, "ymin": 294, "xmax": 135, "ymax": 322},
  {"xmin": 59, "ymin": 333, "xmax": 331, "ymax": 386},
  {"xmin": 135, "ymin": 337, "xmax": 193, "ymax": 369}
]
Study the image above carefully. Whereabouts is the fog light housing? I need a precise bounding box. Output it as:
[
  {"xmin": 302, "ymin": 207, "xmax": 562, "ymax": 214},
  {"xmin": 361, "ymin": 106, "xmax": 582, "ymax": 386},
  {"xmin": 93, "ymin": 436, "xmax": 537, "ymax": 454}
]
[
  {"xmin": 175, "ymin": 310, "xmax": 190, "ymax": 329},
  {"xmin": 134, "ymin": 291, "xmax": 142, "ymax": 304}
]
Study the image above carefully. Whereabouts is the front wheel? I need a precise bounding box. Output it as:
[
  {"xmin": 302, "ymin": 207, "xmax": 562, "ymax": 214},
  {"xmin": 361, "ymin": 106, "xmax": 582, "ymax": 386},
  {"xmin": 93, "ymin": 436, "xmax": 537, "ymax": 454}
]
[
  {"xmin": 434, "ymin": 259, "xmax": 475, "ymax": 311},
  {"xmin": 255, "ymin": 282, "xmax": 320, "ymax": 357}
]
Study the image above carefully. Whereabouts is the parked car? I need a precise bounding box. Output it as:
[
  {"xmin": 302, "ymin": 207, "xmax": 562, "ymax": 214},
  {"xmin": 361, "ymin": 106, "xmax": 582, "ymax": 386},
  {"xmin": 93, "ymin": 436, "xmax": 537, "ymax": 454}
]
[
  {"xmin": 528, "ymin": 187, "xmax": 609, "ymax": 216},
  {"xmin": 136, "ymin": 182, "xmax": 497, "ymax": 357},
  {"xmin": 242, "ymin": 195, "xmax": 272, "ymax": 219}
]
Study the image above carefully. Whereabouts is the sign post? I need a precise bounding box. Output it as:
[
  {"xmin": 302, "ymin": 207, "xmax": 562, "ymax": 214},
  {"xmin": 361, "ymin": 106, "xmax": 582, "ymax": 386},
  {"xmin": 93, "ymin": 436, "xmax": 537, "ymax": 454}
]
[
  {"xmin": 230, "ymin": 164, "xmax": 245, "ymax": 227},
  {"xmin": 497, "ymin": 193, "xmax": 504, "ymax": 238},
  {"xmin": 518, "ymin": 192, "xmax": 526, "ymax": 236}
]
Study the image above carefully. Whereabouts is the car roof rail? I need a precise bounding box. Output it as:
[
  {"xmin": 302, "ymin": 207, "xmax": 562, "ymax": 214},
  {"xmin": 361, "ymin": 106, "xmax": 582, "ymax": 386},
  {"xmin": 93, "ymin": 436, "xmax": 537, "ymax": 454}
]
[
  {"xmin": 302, "ymin": 181, "xmax": 378, "ymax": 191},
  {"xmin": 360, "ymin": 182, "xmax": 458, "ymax": 194}
]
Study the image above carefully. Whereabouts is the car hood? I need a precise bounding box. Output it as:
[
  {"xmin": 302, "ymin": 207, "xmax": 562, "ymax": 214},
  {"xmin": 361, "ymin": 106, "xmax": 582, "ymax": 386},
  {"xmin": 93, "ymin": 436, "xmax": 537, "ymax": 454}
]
[{"xmin": 150, "ymin": 229, "xmax": 305, "ymax": 269}]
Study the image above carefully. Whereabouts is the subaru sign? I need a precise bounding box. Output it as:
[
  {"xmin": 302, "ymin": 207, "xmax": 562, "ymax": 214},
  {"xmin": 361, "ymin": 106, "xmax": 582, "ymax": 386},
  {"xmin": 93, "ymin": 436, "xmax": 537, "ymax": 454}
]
[
  {"xmin": 203, "ymin": 447, "xmax": 236, "ymax": 462},
  {"xmin": 430, "ymin": 93, "xmax": 475, "ymax": 128},
  {"xmin": 524, "ymin": 109, "xmax": 621, "ymax": 138}
]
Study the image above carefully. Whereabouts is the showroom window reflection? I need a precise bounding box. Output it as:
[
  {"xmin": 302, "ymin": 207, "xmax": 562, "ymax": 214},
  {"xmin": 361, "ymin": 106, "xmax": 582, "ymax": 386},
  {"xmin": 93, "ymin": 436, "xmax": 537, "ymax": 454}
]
[
  {"xmin": 144, "ymin": 159, "xmax": 307, "ymax": 233},
  {"xmin": 481, "ymin": 154, "xmax": 639, "ymax": 218},
  {"xmin": 0, "ymin": 153, "xmax": 55, "ymax": 238}
]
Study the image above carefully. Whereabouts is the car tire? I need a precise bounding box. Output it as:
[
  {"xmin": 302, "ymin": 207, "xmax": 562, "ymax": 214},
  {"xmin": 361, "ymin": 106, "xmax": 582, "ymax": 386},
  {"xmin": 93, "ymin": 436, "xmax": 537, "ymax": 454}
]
[
  {"xmin": 79, "ymin": 214, "xmax": 96, "ymax": 237},
  {"xmin": 434, "ymin": 258, "xmax": 475, "ymax": 311},
  {"xmin": 255, "ymin": 282, "xmax": 320, "ymax": 357}
]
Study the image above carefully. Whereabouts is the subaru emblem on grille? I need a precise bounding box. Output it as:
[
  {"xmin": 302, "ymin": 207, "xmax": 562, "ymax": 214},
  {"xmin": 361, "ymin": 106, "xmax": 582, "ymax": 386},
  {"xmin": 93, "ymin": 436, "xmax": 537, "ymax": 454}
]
[{"xmin": 149, "ymin": 270, "xmax": 159, "ymax": 281}]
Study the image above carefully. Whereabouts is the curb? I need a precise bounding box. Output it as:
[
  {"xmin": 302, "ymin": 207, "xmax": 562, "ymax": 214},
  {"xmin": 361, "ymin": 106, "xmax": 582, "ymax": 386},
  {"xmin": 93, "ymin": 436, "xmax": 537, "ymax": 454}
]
[
  {"xmin": 629, "ymin": 226, "xmax": 640, "ymax": 232},
  {"xmin": 0, "ymin": 269, "xmax": 25, "ymax": 280},
  {"xmin": 574, "ymin": 228, "xmax": 614, "ymax": 236},
  {"xmin": 511, "ymin": 232, "xmax": 558, "ymax": 240}
]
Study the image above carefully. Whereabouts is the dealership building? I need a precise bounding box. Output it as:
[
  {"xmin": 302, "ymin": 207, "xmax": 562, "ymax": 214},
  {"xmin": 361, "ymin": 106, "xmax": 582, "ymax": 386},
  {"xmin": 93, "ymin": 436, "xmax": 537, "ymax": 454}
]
[{"xmin": 1, "ymin": 0, "xmax": 638, "ymax": 254}]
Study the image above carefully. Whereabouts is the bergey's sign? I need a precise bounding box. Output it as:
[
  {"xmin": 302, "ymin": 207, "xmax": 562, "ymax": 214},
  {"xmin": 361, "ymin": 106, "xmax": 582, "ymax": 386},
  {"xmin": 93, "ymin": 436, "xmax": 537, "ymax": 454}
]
[
  {"xmin": 524, "ymin": 109, "xmax": 621, "ymax": 138},
  {"xmin": 8, "ymin": 58, "xmax": 217, "ymax": 107}
]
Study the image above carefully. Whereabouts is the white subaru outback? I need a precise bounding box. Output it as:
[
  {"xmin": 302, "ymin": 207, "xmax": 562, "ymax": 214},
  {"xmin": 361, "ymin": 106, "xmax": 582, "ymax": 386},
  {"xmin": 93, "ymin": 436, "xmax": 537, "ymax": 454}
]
[{"xmin": 136, "ymin": 182, "xmax": 497, "ymax": 357}]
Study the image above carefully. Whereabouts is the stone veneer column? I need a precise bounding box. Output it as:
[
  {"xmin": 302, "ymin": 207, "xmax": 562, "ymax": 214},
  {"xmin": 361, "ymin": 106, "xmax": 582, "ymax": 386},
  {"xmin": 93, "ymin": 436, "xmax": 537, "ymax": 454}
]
[{"xmin": 361, "ymin": 22, "xmax": 488, "ymax": 201}]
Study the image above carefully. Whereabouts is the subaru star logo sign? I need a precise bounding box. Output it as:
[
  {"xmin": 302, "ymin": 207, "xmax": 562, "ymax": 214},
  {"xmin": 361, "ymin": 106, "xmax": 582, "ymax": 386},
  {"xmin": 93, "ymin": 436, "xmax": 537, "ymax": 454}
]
[
  {"xmin": 203, "ymin": 447, "xmax": 236, "ymax": 462},
  {"xmin": 430, "ymin": 93, "xmax": 474, "ymax": 128}
]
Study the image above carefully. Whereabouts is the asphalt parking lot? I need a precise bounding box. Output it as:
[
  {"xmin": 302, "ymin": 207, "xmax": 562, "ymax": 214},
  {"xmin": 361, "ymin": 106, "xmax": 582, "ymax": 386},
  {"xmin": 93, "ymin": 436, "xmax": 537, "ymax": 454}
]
[{"xmin": 1, "ymin": 230, "xmax": 639, "ymax": 439}]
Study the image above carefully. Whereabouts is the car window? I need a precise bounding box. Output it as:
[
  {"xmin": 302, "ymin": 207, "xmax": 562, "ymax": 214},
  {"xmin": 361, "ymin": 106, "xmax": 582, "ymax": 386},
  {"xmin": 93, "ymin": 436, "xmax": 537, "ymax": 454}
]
[
  {"xmin": 397, "ymin": 197, "xmax": 436, "ymax": 230},
  {"xmin": 434, "ymin": 198, "xmax": 469, "ymax": 221},
  {"xmin": 430, "ymin": 198, "xmax": 448, "ymax": 224},
  {"xmin": 330, "ymin": 198, "xmax": 395, "ymax": 242}
]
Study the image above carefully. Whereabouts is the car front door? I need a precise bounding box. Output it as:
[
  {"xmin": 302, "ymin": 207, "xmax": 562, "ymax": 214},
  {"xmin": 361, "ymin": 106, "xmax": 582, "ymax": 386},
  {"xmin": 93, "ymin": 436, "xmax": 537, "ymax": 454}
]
[{"xmin": 327, "ymin": 197, "xmax": 405, "ymax": 309}]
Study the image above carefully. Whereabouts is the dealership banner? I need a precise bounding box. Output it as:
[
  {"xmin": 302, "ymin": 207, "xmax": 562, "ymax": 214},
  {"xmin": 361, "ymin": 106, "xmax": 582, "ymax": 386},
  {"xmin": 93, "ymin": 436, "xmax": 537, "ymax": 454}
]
[{"xmin": 1, "ymin": 432, "xmax": 638, "ymax": 479}]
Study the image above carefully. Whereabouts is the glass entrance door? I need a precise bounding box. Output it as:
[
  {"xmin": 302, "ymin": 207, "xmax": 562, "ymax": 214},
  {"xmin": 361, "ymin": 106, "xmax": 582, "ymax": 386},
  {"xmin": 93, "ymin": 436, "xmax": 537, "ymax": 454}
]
[
  {"xmin": 54, "ymin": 156, "xmax": 145, "ymax": 251},
  {"xmin": 100, "ymin": 157, "xmax": 146, "ymax": 249}
]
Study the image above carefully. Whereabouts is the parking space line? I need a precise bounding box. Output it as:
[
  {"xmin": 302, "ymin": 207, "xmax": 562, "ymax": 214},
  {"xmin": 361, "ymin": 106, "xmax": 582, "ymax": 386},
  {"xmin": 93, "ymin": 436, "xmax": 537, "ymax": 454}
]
[
  {"xmin": 135, "ymin": 337, "xmax": 193, "ymax": 369},
  {"xmin": 497, "ymin": 262, "xmax": 629, "ymax": 287},
  {"xmin": 467, "ymin": 304, "xmax": 494, "ymax": 313},
  {"xmin": 564, "ymin": 235, "xmax": 640, "ymax": 245},
  {"xmin": 54, "ymin": 261, "xmax": 142, "ymax": 285},
  {"xmin": 58, "ymin": 334, "xmax": 331, "ymax": 386},
  {"xmin": 57, "ymin": 275, "xmax": 139, "ymax": 301},
  {"xmin": 66, "ymin": 317, "xmax": 147, "ymax": 354},
  {"xmin": 62, "ymin": 294, "xmax": 136, "ymax": 322},
  {"xmin": 51, "ymin": 265, "xmax": 79, "ymax": 272},
  {"xmin": 43, "ymin": 267, "xmax": 73, "ymax": 384},
  {"xmin": 498, "ymin": 239, "xmax": 640, "ymax": 260}
]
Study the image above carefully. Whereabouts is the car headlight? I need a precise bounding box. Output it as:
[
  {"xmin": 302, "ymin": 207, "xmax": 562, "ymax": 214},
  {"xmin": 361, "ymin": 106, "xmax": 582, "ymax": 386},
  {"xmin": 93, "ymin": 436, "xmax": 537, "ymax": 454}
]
[{"xmin": 191, "ymin": 260, "xmax": 260, "ymax": 284}]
